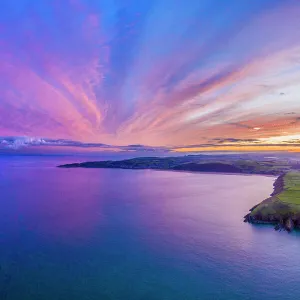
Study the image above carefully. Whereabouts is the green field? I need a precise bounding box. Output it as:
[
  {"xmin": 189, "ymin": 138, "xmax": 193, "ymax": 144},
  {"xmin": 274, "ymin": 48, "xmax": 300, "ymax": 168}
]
[
  {"xmin": 249, "ymin": 172, "xmax": 300, "ymax": 226},
  {"xmin": 278, "ymin": 172, "xmax": 300, "ymax": 204}
]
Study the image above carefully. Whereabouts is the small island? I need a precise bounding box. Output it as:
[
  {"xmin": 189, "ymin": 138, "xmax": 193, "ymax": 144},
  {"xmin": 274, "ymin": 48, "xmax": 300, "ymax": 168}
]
[{"xmin": 58, "ymin": 154, "xmax": 300, "ymax": 232}]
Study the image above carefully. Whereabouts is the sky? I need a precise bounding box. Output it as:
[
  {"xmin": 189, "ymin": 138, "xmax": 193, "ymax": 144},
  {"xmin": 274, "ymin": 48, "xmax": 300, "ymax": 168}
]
[{"xmin": 1, "ymin": 0, "xmax": 300, "ymax": 154}]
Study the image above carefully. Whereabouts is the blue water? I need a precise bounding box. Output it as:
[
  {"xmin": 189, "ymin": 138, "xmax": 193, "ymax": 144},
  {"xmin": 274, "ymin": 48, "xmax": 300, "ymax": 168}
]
[{"xmin": 1, "ymin": 156, "xmax": 300, "ymax": 300}]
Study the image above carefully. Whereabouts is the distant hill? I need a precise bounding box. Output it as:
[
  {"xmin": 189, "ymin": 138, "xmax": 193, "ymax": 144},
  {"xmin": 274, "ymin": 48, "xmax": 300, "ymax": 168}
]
[
  {"xmin": 172, "ymin": 162, "xmax": 243, "ymax": 173},
  {"xmin": 58, "ymin": 155, "xmax": 297, "ymax": 175}
]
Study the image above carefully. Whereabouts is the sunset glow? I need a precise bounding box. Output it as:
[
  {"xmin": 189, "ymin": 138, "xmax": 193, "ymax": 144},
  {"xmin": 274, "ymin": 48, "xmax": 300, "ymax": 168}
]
[{"xmin": 1, "ymin": 0, "xmax": 300, "ymax": 153}]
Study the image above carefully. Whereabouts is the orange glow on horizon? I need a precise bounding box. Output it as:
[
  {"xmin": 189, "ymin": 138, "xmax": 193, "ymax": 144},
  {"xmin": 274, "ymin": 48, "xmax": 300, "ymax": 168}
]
[{"xmin": 174, "ymin": 145, "xmax": 300, "ymax": 153}]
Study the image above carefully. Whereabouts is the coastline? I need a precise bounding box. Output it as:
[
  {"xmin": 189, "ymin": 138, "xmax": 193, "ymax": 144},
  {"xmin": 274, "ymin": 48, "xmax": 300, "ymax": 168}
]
[
  {"xmin": 57, "ymin": 156, "xmax": 300, "ymax": 233},
  {"xmin": 59, "ymin": 164, "xmax": 279, "ymax": 177},
  {"xmin": 63, "ymin": 166, "xmax": 278, "ymax": 177},
  {"xmin": 244, "ymin": 172, "xmax": 300, "ymax": 232},
  {"xmin": 144, "ymin": 169, "xmax": 277, "ymax": 177},
  {"xmin": 57, "ymin": 157, "xmax": 291, "ymax": 176}
]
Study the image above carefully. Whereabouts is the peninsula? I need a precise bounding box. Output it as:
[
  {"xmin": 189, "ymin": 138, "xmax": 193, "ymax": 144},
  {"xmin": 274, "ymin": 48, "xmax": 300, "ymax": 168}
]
[{"xmin": 244, "ymin": 172, "xmax": 300, "ymax": 232}]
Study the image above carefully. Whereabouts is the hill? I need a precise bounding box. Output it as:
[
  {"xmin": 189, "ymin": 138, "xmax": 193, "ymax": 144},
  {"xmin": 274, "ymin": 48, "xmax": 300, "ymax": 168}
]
[{"xmin": 244, "ymin": 172, "xmax": 300, "ymax": 232}]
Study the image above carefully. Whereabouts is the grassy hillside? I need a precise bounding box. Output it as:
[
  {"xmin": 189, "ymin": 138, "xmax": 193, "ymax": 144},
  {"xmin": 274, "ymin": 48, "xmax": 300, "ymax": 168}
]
[
  {"xmin": 278, "ymin": 172, "xmax": 300, "ymax": 204},
  {"xmin": 245, "ymin": 172, "xmax": 300, "ymax": 232}
]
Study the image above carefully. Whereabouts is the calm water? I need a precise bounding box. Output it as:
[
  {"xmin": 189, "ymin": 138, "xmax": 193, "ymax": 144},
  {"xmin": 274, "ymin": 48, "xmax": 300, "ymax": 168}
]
[{"xmin": 1, "ymin": 156, "xmax": 300, "ymax": 300}]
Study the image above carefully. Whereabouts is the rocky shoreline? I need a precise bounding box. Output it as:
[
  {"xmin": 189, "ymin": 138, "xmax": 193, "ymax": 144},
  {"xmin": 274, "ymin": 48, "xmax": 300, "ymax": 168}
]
[{"xmin": 244, "ymin": 173, "xmax": 300, "ymax": 232}]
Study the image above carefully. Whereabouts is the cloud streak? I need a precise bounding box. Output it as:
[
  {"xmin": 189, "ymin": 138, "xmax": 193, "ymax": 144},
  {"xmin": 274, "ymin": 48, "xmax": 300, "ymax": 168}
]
[
  {"xmin": 0, "ymin": 136, "xmax": 170, "ymax": 154},
  {"xmin": 1, "ymin": 135, "xmax": 299, "ymax": 155}
]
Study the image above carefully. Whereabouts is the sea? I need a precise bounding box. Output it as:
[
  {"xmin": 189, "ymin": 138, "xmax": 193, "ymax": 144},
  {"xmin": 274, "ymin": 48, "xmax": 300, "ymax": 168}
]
[{"xmin": 0, "ymin": 155, "xmax": 300, "ymax": 300}]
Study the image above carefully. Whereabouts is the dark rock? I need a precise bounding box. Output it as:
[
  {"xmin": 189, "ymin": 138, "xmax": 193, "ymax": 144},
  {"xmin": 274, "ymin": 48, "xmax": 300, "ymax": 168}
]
[
  {"xmin": 249, "ymin": 203, "xmax": 260, "ymax": 212},
  {"xmin": 274, "ymin": 223, "xmax": 281, "ymax": 231},
  {"xmin": 244, "ymin": 213, "xmax": 254, "ymax": 223},
  {"xmin": 244, "ymin": 213, "xmax": 250, "ymax": 222},
  {"xmin": 270, "ymin": 173, "xmax": 285, "ymax": 197},
  {"xmin": 285, "ymin": 218, "xmax": 295, "ymax": 232}
]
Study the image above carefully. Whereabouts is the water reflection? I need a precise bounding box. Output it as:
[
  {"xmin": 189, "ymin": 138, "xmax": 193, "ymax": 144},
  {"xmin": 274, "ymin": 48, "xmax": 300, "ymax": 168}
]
[
  {"xmin": 1, "ymin": 157, "xmax": 300, "ymax": 300},
  {"xmin": 1, "ymin": 165, "xmax": 106, "ymax": 241}
]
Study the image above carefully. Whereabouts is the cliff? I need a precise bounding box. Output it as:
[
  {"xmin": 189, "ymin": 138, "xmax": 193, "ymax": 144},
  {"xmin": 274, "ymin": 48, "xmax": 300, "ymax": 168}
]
[{"xmin": 244, "ymin": 172, "xmax": 300, "ymax": 232}]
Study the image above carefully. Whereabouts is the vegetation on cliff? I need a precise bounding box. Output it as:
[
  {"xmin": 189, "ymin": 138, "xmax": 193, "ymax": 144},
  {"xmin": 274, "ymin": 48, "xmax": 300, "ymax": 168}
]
[{"xmin": 244, "ymin": 172, "xmax": 300, "ymax": 232}]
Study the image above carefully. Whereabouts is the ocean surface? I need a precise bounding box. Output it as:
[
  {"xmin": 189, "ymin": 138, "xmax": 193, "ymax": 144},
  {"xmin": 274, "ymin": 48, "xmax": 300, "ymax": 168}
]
[{"xmin": 1, "ymin": 156, "xmax": 300, "ymax": 300}]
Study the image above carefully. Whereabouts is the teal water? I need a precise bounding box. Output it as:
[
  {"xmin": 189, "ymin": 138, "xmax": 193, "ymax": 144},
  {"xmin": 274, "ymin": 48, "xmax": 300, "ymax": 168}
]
[{"xmin": 0, "ymin": 156, "xmax": 300, "ymax": 300}]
